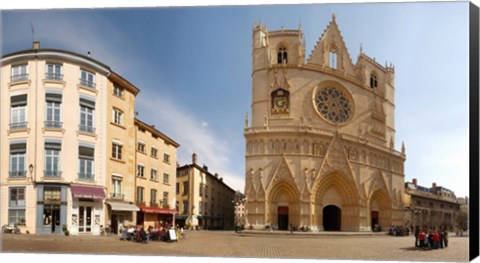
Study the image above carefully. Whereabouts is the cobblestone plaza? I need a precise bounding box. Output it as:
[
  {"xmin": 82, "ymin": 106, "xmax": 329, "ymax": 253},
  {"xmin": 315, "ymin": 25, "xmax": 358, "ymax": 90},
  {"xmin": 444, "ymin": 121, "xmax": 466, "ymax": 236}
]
[{"xmin": 1, "ymin": 230, "xmax": 469, "ymax": 262}]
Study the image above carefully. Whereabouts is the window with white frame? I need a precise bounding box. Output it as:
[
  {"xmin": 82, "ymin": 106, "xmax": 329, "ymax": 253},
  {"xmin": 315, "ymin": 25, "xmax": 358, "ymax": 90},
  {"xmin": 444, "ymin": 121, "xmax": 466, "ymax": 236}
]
[
  {"xmin": 112, "ymin": 176, "xmax": 122, "ymax": 199},
  {"xmin": 44, "ymin": 142, "xmax": 61, "ymax": 178},
  {"xmin": 163, "ymin": 153, "xmax": 170, "ymax": 163},
  {"xmin": 163, "ymin": 173, "xmax": 169, "ymax": 184},
  {"xmin": 79, "ymin": 146, "xmax": 94, "ymax": 181},
  {"xmin": 136, "ymin": 187, "xmax": 144, "ymax": 204},
  {"xmin": 45, "ymin": 63, "xmax": 63, "ymax": 80},
  {"xmin": 80, "ymin": 70, "xmax": 95, "ymax": 88},
  {"xmin": 9, "ymin": 143, "xmax": 26, "ymax": 178},
  {"xmin": 113, "ymin": 85, "xmax": 124, "ymax": 98},
  {"xmin": 137, "ymin": 142, "xmax": 145, "ymax": 153},
  {"xmin": 9, "ymin": 187, "xmax": 26, "ymax": 225},
  {"xmin": 150, "ymin": 189, "xmax": 157, "ymax": 206},
  {"xmin": 151, "ymin": 169, "xmax": 158, "ymax": 181},
  {"xmin": 151, "ymin": 148, "xmax": 158, "ymax": 158},
  {"xmin": 112, "ymin": 108, "xmax": 124, "ymax": 126},
  {"xmin": 137, "ymin": 164, "xmax": 145, "ymax": 177},
  {"xmin": 112, "ymin": 142, "xmax": 123, "ymax": 160},
  {"xmin": 11, "ymin": 64, "xmax": 28, "ymax": 82},
  {"xmin": 10, "ymin": 95, "xmax": 27, "ymax": 130},
  {"xmin": 79, "ymin": 98, "xmax": 95, "ymax": 133},
  {"xmin": 45, "ymin": 93, "xmax": 62, "ymax": 128}
]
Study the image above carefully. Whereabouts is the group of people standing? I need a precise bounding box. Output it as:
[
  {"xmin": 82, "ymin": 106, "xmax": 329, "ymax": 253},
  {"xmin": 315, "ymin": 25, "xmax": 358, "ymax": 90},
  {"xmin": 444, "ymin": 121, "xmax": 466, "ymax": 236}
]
[{"xmin": 414, "ymin": 226, "xmax": 449, "ymax": 250}]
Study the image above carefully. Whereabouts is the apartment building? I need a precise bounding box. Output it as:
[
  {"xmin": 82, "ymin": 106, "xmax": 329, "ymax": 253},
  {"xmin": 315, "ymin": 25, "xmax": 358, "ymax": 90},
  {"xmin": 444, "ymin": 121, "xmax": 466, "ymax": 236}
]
[
  {"xmin": 134, "ymin": 118, "xmax": 180, "ymax": 229},
  {"xmin": 1, "ymin": 41, "xmax": 180, "ymax": 235},
  {"xmin": 176, "ymin": 153, "xmax": 236, "ymax": 230},
  {"xmin": 404, "ymin": 179, "xmax": 460, "ymax": 230}
]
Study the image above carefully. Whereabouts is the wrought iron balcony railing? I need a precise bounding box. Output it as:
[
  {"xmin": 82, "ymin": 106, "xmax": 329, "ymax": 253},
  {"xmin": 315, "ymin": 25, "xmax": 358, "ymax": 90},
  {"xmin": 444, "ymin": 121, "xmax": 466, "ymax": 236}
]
[
  {"xmin": 44, "ymin": 170, "xmax": 62, "ymax": 178},
  {"xmin": 9, "ymin": 171, "xmax": 27, "ymax": 178},
  {"xmin": 109, "ymin": 192, "xmax": 124, "ymax": 200},
  {"xmin": 79, "ymin": 78, "xmax": 96, "ymax": 89},
  {"xmin": 79, "ymin": 125, "xmax": 95, "ymax": 134},
  {"xmin": 10, "ymin": 122, "xmax": 28, "ymax": 130},
  {"xmin": 78, "ymin": 172, "xmax": 95, "ymax": 181},
  {"xmin": 11, "ymin": 74, "xmax": 29, "ymax": 82},
  {"xmin": 45, "ymin": 121, "xmax": 63, "ymax": 129},
  {"xmin": 45, "ymin": 73, "xmax": 64, "ymax": 81}
]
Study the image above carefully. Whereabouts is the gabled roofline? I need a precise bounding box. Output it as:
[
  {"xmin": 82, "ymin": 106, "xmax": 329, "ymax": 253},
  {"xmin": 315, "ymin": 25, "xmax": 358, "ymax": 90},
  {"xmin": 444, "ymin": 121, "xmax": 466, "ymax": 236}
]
[{"xmin": 134, "ymin": 118, "xmax": 180, "ymax": 148}]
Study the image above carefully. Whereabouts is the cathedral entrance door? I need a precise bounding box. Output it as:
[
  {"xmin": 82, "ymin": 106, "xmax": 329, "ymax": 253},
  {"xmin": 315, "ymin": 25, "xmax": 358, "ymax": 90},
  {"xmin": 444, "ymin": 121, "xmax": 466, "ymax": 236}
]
[
  {"xmin": 371, "ymin": 211, "xmax": 379, "ymax": 231},
  {"xmin": 277, "ymin": 206, "xmax": 289, "ymax": 230},
  {"xmin": 323, "ymin": 205, "xmax": 341, "ymax": 231}
]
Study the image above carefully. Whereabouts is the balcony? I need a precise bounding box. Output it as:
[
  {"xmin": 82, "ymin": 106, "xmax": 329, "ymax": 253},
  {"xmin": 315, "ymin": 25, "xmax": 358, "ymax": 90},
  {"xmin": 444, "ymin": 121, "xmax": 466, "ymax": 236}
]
[
  {"xmin": 11, "ymin": 74, "xmax": 29, "ymax": 82},
  {"xmin": 79, "ymin": 125, "xmax": 95, "ymax": 134},
  {"xmin": 9, "ymin": 170, "xmax": 27, "ymax": 178},
  {"xmin": 79, "ymin": 78, "xmax": 96, "ymax": 89},
  {"xmin": 45, "ymin": 121, "xmax": 63, "ymax": 129},
  {"xmin": 78, "ymin": 172, "xmax": 95, "ymax": 181},
  {"xmin": 109, "ymin": 192, "xmax": 124, "ymax": 200},
  {"xmin": 10, "ymin": 122, "xmax": 28, "ymax": 130},
  {"xmin": 44, "ymin": 170, "xmax": 62, "ymax": 178},
  {"xmin": 45, "ymin": 73, "xmax": 64, "ymax": 81}
]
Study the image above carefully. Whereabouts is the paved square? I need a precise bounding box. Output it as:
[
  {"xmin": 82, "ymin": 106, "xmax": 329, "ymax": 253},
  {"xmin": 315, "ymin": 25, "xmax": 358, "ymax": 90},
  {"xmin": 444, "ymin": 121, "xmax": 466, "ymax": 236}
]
[{"xmin": 1, "ymin": 230, "xmax": 469, "ymax": 262}]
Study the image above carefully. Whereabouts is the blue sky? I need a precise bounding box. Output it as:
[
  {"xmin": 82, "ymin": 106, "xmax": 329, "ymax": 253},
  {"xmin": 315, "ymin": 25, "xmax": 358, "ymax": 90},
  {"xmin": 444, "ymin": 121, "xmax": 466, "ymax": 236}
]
[{"xmin": 1, "ymin": 1, "xmax": 470, "ymax": 198}]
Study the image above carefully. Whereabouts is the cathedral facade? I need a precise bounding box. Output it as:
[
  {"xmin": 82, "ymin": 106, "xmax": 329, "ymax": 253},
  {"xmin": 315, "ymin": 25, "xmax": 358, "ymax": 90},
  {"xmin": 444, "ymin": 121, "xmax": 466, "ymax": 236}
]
[{"xmin": 244, "ymin": 16, "xmax": 406, "ymax": 231}]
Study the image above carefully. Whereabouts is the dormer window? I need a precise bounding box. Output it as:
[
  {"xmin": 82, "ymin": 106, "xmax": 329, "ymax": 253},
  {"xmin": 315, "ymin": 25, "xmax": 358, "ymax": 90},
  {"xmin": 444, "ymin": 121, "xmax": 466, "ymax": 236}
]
[
  {"xmin": 277, "ymin": 46, "xmax": 288, "ymax": 64},
  {"xmin": 329, "ymin": 49, "xmax": 337, "ymax": 69},
  {"xmin": 370, "ymin": 73, "xmax": 378, "ymax": 88}
]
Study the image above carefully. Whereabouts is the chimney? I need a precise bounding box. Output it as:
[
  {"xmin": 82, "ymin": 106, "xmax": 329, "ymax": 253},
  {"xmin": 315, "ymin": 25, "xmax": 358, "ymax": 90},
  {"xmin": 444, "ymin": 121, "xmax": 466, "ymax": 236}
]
[
  {"xmin": 432, "ymin": 182, "xmax": 437, "ymax": 189},
  {"xmin": 33, "ymin": 40, "xmax": 40, "ymax": 49},
  {"xmin": 203, "ymin": 165, "xmax": 208, "ymax": 171},
  {"xmin": 215, "ymin": 173, "xmax": 219, "ymax": 178},
  {"xmin": 412, "ymin": 178, "xmax": 417, "ymax": 186},
  {"xmin": 192, "ymin": 152, "xmax": 197, "ymax": 164}
]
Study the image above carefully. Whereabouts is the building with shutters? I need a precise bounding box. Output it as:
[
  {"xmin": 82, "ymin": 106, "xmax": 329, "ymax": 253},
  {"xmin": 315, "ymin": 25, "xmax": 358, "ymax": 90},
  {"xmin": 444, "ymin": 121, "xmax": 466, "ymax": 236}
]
[
  {"xmin": 176, "ymin": 153, "xmax": 236, "ymax": 230},
  {"xmin": 244, "ymin": 16, "xmax": 406, "ymax": 231},
  {"xmin": 1, "ymin": 41, "xmax": 180, "ymax": 235}
]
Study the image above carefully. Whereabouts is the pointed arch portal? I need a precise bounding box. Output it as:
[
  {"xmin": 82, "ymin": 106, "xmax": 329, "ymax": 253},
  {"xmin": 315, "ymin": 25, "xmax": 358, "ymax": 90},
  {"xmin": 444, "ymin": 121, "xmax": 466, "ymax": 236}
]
[{"xmin": 323, "ymin": 205, "xmax": 341, "ymax": 231}]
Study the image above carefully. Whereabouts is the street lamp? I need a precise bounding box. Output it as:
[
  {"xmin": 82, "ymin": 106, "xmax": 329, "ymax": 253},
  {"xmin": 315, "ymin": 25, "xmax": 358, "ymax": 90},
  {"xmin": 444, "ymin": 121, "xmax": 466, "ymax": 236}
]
[{"xmin": 28, "ymin": 164, "xmax": 34, "ymax": 182}]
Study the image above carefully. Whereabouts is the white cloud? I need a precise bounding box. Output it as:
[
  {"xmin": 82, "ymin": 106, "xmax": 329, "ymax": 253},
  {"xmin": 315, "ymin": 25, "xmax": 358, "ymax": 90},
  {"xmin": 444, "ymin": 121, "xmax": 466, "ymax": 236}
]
[{"xmin": 137, "ymin": 92, "xmax": 245, "ymax": 192}]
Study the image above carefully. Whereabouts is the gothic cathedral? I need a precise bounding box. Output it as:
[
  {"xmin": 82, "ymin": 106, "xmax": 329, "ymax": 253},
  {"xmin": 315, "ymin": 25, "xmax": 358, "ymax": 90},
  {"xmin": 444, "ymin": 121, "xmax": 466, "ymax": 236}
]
[{"xmin": 244, "ymin": 16, "xmax": 406, "ymax": 231}]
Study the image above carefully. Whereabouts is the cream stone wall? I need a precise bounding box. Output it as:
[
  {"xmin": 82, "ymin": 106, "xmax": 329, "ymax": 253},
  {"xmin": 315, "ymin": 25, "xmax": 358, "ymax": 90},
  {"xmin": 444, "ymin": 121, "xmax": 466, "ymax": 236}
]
[
  {"xmin": 104, "ymin": 73, "xmax": 139, "ymax": 231},
  {"xmin": 176, "ymin": 154, "xmax": 236, "ymax": 230},
  {"xmin": 245, "ymin": 17, "xmax": 406, "ymax": 231},
  {"xmin": 1, "ymin": 47, "xmax": 110, "ymax": 234},
  {"xmin": 134, "ymin": 118, "xmax": 179, "ymax": 227}
]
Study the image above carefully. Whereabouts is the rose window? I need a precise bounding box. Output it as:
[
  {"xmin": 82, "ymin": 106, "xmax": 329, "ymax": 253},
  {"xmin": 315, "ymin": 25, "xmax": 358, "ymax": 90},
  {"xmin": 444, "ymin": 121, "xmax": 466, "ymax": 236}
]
[{"xmin": 314, "ymin": 86, "xmax": 352, "ymax": 123}]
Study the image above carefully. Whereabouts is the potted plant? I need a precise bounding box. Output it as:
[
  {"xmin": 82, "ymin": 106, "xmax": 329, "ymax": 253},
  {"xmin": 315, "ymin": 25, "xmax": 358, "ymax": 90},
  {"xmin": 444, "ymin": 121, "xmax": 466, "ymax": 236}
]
[{"xmin": 62, "ymin": 224, "xmax": 70, "ymax": 236}]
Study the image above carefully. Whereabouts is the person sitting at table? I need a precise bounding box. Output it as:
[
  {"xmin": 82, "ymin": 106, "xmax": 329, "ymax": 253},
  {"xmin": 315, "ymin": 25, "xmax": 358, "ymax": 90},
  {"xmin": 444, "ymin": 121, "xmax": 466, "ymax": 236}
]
[{"xmin": 120, "ymin": 225, "xmax": 135, "ymax": 241}]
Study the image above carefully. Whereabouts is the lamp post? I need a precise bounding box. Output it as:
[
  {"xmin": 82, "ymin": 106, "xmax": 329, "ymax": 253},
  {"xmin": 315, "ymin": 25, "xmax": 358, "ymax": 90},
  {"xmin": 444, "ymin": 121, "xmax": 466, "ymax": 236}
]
[{"xmin": 28, "ymin": 164, "xmax": 34, "ymax": 182}]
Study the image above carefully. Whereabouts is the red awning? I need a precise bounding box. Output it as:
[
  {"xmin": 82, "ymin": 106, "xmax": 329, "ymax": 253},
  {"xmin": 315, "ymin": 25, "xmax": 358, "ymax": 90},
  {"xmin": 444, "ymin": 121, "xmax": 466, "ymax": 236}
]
[
  {"xmin": 71, "ymin": 185, "xmax": 105, "ymax": 200},
  {"xmin": 138, "ymin": 205, "xmax": 178, "ymax": 215}
]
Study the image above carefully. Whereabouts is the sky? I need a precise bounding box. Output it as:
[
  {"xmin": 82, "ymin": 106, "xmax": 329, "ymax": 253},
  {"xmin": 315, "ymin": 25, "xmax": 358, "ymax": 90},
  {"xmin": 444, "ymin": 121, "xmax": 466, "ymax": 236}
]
[{"xmin": 0, "ymin": 0, "xmax": 471, "ymax": 199}]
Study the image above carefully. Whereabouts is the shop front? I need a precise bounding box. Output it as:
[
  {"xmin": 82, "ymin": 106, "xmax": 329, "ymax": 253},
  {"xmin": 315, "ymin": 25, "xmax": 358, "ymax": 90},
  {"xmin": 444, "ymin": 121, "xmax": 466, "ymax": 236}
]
[
  {"xmin": 36, "ymin": 184, "xmax": 68, "ymax": 234},
  {"xmin": 69, "ymin": 184, "xmax": 105, "ymax": 235},
  {"xmin": 137, "ymin": 205, "xmax": 178, "ymax": 228},
  {"xmin": 105, "ymin": 201, "xmax": 139, "ymax": 235}
]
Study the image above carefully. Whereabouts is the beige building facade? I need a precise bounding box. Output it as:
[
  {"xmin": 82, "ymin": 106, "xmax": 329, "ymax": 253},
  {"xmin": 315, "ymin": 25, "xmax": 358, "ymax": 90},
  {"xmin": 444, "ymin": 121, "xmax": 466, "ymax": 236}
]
[
  {"xmin": 1, "ymin": 42, "xmax": 110, "ymax": 235},
  {"xmin": 134, "ymin": 118, "xmax": 180, "ymax": 229},
  {"xmin": 1, "ymin": 41, "xmax": 181, "ymax": 235},
  {"xmin": 104, "ymin": 72, "xmax": 140, "ymax": 234},
  {"xmin": 404, "ymin": 179, "xmax": 460, "ymax": 231},
  {"xmin": 176, "ymin": 153, "xmax": 236, "ymax": 230},
  {"xmin": 244, "ymin": 16, "xmax": 406, "ymax": 231}
]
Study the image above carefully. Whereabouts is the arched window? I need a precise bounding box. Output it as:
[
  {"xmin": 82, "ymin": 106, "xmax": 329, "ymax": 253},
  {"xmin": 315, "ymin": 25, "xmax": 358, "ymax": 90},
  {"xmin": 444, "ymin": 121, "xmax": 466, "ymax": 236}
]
[
  {"xmin": 370, "ymin": 73, "xmax": 378, "ymax": 88},
  {"xmin": 329, "ymin": 49, "xmax": 337, "ymax": 69},
  {"xmin": 277, "ymin": 46, "xmax": 288, "ymax": 64}
]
